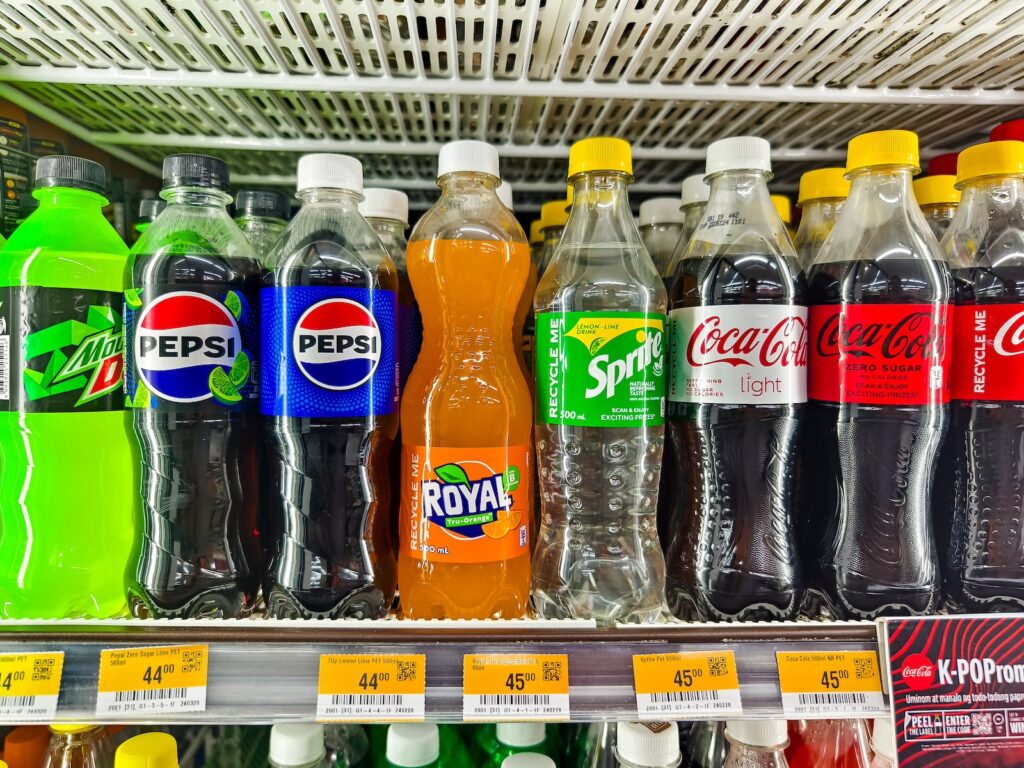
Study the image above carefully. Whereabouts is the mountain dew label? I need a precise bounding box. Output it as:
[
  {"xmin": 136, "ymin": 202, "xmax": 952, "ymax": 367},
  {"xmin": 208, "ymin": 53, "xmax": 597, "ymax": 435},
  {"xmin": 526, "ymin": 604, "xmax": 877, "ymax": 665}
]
[
  {"xmin": 0, "ymin": 287, "xmax": 125, "ymax": 412},
  {"xmin": 536, "ymin": 311, "xmax": 666, "ymax": 427},
  {"xmin": 124, "ymin": 283, "xmax": 258, "ymax": 411}
]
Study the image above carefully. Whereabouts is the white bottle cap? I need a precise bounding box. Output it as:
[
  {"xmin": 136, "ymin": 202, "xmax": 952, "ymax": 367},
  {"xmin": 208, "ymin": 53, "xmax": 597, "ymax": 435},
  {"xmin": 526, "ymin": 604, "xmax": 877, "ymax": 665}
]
[
  {"xmin": 615, "ymin": 722, "xmax": 681, "ymax": 767},
  {"xmin": 385, "ymin": 724, "xmax": 439, "ymax": 768},
  {"xmin": 725, "ymin": 720, "xmax": 788, "ymax": 749},
  {"xmin": 497, "ymin": 723, "xmax": 545, "ymax": 749},
  {"xmin": 501, "ymin": 755, "xmax": 555, "ymax": 768},
  {"xmin": 705, "ymin": 136, "xmax": 772, "ymax": 177},
  {"xmin": 359, "ymin": 187, "xmax": 409, "ymax": 225},
  {"xmin": 497, "ymin": 181, "xmax": 514, "ymax": 210},
  {"xmin": 872, "ymin": 717, "xmax": 896, "ymax": 761},
  {"xmin": 297, "ymin": 153, "xmax": 362, "ymax": 194},
  {"xmin": 681, "ymin": 174, "xmax": 711, "ymax": 207},
  {"xmin": 437, "ymin": 140, "xmax": 500, "ymax": 179},
  {"xmin": 639, "ymin": 197, "xmax": 686, "ymax": 227},
  {"xmin": 269, "ymin": 724, "xmax": 325, "ymax": 768}
]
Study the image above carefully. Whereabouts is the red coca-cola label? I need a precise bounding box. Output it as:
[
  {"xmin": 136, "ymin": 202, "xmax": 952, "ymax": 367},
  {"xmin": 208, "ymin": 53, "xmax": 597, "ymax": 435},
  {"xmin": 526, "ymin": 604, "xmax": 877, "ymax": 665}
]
[
  {"xmin": 952, "ymin": 304, "xmax": 1024, "ymax": 401},
  {"xmin": 808, "ymin": 303, "xmax": 952, "ymax": 405}
]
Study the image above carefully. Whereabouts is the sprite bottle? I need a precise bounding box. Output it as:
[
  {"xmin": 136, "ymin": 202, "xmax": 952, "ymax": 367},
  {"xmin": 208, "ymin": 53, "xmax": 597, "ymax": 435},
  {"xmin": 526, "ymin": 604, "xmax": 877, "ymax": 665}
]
[{"xmin": 0, "ymin": 155, "xmax": 134, "ymax": 618}]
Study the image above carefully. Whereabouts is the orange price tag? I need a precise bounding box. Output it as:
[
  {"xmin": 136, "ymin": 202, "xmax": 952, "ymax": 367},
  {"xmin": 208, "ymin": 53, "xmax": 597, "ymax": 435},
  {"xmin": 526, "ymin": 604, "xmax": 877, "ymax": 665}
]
[
  {"xmin": 463, "ymin": 654, "xmax": 569, "ymax": 721},
  {"xmin": 97, "ymin": 644, "xmax": 208, "ymax": 716},
  {"xmin": 632, "ymin": 651, "xmax": 742, "ymax": 718},
  {"xmin": 317, "ymin": 654, "xmax": 425, "ymax": 722},
  {"xmin": 777, "ymin": 651, "xmax": 884, "ymax": 717},
  {"xmin": 0, "ymin": 652, "xmax": 64, "ymax": 720}
]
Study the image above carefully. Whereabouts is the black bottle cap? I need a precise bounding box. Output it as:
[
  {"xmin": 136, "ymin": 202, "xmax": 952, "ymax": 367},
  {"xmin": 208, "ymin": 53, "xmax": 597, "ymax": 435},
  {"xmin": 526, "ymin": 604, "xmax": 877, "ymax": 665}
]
[
  {"xmin": 138, "ymin": 197, "xmax": 167, "ymax": 221},
  {"xmin": 33, "ymin": 155, "xmax": 106, "ymax": 194},
  {"xmin": 235, "ymin": 189, "xmax": 291, "ymax": 221},
  {"xmin": 162, "ymin": 153, "xmax": 230, "ymax": 192}
]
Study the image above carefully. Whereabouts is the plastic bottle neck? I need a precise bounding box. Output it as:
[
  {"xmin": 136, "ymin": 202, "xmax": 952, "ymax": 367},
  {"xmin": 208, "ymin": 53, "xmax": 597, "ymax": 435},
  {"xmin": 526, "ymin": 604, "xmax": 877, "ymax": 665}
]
[
  {"xmin": 163, "ymin": 186, "xmax": 232, "ymax": 208},
  {"xmin": 297, "ymin": 187, "xmax": 361, "ymax": 207},
  {"xmin": 438, "ymin": 172, "xmax": 500, "ymax": 196},
  {"xmin": 705, "ymin": 168, "xmax": 773, "ymax": 206},
  {"xmin": 34, "ymin": 186, "xmax": 109, "ymax": 210},
  {"xmin": 797, "ymin": 198, "xmax": 843, "ymax": 236},
  {"xmin": 947, "ymin": 174, "xmax": 1024, "ymax": 269},
  {"xmin": 563, "ymin": 171, "xmax": 640, "ymax": 247},
  {"xmin": 846, "ymin": 164, "xmax": 916, "ymax": 210},
  {"xmin": 368, "ymin": 217, "xmax": 407, "ymax": 238}
]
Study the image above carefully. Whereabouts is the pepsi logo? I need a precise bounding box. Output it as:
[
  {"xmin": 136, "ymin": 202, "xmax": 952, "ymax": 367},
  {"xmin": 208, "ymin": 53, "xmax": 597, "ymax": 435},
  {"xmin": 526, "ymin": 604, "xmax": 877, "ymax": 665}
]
[
  {"xmin": 135, "ymin": 291, "xmax": 241, "ymax": 403},
  {"xmin": 293, "ymin": 298, "xmax": 381, "ymax": 391}
]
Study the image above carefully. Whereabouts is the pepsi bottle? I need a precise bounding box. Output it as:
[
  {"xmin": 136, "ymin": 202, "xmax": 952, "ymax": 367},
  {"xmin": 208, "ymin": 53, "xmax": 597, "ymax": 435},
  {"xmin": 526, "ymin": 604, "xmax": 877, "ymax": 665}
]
[
  {"xmin": 124, "ymin": 154, "xmax": 262, "ymax": 618},
  {"xmin": 260, "ymin": 154, "xmax": 398, "ymax": 618}
]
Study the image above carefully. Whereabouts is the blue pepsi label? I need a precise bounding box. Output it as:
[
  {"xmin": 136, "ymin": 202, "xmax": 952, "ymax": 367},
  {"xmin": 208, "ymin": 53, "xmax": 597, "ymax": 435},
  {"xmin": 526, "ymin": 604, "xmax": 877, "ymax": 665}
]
[
  {"xmin": 260, "ymin": 286, "xmax": 398, "ymax": 418},
  {"xmin": 125, "ymin": 284, "xmax": 258, "ymax": 411}
]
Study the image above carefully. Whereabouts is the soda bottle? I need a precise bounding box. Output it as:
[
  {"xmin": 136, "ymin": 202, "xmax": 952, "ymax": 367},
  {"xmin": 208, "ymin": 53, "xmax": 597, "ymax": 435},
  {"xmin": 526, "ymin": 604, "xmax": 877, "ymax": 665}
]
[
  {"xmin": 530, "ymin": 221, "xmax": 544, "ymax": 264},
  {"xmin": 505, "ymin": 182, "xmax": 538, "ymax": 378},
  {"xmin": 385, "ymin": 725, "xmax": 439, "ymax": 768},
  {"xmin": 664, "ymin": 175, "xmax": 710, "ymax": 284},
  {"xmin": 533, "ymin": 137, "xmax": 668, "ymax": 624},
  {"xmin": 868, "ymin": 720, "xmax": 894, "ymax": 768},
  {"xmin": 114, "ymin": 734, "xmax": 177, "ymax": 768},
  {"xmin": 771, "ymin": 194, "xmax": 795, "ymax": 240},
  {"xmin": 234, "ymin": 189, "xmax": 290, "ymax": 260},
  {"xmin": 638, "ymin": 198, "xmax": 686, "ymax": 278},
  {"xmin": 43, "ymin": 726, "xmax": 113, "ymax": 768},
  {"xmin": 484, "ymin": 724, "xmax": 554, "ymax": 768},
  {"xmin": 913, "ymin": 175, "xmax": 960, "ymax": 241},
  {"xmin": 0, "ymin": 155, "xmax": 134, "ymax": 619},
  {"xmin": 261, "ymin": 155, "xmax": 398, "ymax": 619},
  {"xmin": 614, "ymin": 723, "xmax": 681, "ymax": 768},
  {"xmin": 682, "ymin": 722, "xmax": 728, "ymax": 768},
  {"xmin": 944, "ymin": 141, "xmax": 1024, "ymax": 611},
  {"xmin": 124, "ymin": 153, "xmax": 262, "ymax": 618},
  {"xmin": 134, "ymin": 197, "xmax": 166, "ymax": 242},
  {"xmin": 724, "ymin": 722, "xmax": 788, "ymax": 768},
  {"xmin": 785, "ymin": 720, "xmax": 871, "ymax": 768},
  {"xmin": 538, "ymin": 198, "xmax": 569, "ymax": 274},
  {"xmin": 665, "ymin": 136, "xmax": 805, "ymax": 621},
  {"xmin": 793, "ymin": 168, "xmax": 849, "ymax": 270},
  {"xmin": 270, "ymin": 725, "xmax": 326, "ymax": 768},
  {"xmin": 501, "ymin": 757, "xmax": 555, "ymax": 768},
  {"xmin": 808, "ymin": 130, "xmax": 951, "ymax": 618},
  {"xmin": 399, "ymin": 140, "xmax": 532, "ymax": 619}
]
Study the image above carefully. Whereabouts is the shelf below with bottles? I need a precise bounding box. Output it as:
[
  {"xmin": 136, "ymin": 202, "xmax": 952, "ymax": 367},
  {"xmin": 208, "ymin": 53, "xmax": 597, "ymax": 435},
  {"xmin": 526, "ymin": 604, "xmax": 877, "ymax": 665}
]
[{"xmin": 0, "ymin": 618, "xmax": 891, "ymax": 724}]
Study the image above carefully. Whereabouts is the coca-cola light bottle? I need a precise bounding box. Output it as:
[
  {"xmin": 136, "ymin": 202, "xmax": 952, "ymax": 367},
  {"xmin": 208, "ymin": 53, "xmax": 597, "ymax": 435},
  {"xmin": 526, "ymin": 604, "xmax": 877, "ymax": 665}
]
[
  {"xmin": 808, "ymin": 130, "xmax": 952, "ymax": 619},
  {"xmin": 944, "ymin": 140, "xmax": 1024, "ymax": 611},
  {"xmin": 665, "ymin": 136, "xmax": 806, "ymax": 621}
]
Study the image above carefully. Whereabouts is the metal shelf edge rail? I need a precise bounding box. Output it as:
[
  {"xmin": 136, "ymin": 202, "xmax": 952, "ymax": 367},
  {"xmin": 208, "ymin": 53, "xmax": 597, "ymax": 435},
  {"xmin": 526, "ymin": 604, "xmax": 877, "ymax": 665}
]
[{"xmin": 0, "ymin": 619, "xmax": 884, "ymax": 723}]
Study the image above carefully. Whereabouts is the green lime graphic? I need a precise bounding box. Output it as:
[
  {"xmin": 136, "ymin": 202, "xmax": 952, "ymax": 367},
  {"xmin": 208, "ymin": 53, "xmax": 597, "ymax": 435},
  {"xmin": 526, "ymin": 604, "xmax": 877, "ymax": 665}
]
[
  {"xmin": 224, "ymin": 291, "xmax": 243, "ymax": 320},
  {"xmin": 209, "ymin": 367, "xmax": 242, "ymax": 405},
  {"xmin": 435, "ymin": 463, "xmax": 470, "ymax": 486},
  {"xmin": 229, "ymin": 350, "xmax": 250, "ymax": 387},
  {"xmin": 125, "ymin": 289, "xmax": 143, "ymax": 309}
]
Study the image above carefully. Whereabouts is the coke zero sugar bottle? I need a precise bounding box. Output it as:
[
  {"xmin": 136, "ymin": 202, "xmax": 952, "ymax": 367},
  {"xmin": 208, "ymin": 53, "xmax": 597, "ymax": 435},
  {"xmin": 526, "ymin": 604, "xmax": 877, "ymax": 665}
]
[
  {"xmin": 808, "ymin": 130, "xmax": 952, "ymax": 619},
  {"xmin": 665, "ymin": 136, "xmax": 806, "ymax": 621}
]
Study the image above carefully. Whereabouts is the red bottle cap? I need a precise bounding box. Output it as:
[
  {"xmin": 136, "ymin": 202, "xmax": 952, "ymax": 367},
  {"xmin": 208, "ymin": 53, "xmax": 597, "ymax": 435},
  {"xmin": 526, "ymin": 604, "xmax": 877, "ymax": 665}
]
[
  {"xmin": 991, "ymin": 119, "xmax": 1024, "ymax": 142},
  {"xmin": 927, "ymin": 152, "xmax": 960, "ymax": 176},
  {"xmin": 3, "ymin": 727, "xmax": 49, "ymax": 768}
]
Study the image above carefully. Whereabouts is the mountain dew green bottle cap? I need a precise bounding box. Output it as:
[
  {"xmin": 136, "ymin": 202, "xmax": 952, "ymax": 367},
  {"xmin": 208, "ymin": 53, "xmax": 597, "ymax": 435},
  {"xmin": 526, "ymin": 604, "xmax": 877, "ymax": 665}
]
[{"xmin": 33, "ymin": 155, "xmax": 105, "ymax": 194}]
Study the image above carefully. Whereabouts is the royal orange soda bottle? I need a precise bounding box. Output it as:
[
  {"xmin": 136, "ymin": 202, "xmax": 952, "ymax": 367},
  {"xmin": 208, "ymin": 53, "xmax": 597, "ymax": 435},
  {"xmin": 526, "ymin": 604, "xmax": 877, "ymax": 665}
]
[{"xmin": 399, "ymin": 140, "xmax": 533, "ymax": 618}]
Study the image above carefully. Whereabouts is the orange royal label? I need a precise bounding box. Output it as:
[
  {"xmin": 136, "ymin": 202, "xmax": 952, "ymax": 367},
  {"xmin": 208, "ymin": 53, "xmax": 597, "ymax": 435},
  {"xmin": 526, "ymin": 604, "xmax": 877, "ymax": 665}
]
[{"xmin": 402, "ymin": 445, "xmax": 531, "ymax": 564}]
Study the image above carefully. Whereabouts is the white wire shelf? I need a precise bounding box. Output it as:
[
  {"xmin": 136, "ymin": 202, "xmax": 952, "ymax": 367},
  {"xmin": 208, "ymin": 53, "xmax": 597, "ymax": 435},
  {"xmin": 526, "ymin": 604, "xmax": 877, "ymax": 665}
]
[{"xmin": 0, "ymin": 0, "xmax": 1021, "ymax": 207}]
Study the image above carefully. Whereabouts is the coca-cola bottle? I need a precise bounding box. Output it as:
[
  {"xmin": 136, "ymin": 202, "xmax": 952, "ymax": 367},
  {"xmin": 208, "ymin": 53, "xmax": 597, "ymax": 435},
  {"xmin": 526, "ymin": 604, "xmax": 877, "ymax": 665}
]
[
  {"xmin": 944, "ymin": 140, "xmax": 1024, "ymax": 612},
  {"xmin": 808, "ymin": 130, "xmax": 952, "ymax": 619},
  {"xmin": 665, "ymin": 136, "xmax": 806, "ymax": 621}
]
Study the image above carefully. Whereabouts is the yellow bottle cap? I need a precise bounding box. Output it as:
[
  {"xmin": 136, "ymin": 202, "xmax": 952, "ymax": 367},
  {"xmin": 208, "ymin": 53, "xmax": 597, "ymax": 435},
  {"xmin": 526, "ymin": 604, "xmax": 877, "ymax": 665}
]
[
  {"xmin": 529, "ymin": 220, "xmax": 543, "ymax": 244},
  {"xmin": 540, "ymin": 199, "xmax": 569, "ymax": 230},
  {"xmin": 770, "ymin": 194, "xmax": 792, "ymax": 224},
  {"xmin": 566, "ymin": 184, "xmax": 573, "ymax": 207},
  {"xmin": 914, "ymin": 175, "xmax": 960, "ymax": 207},
  {"xmin": 797, "ymin": 167, "xmax": 851, "ymax": 204},
  {"xmin": 846, "ymin": 129, "xmax": 920, "ymax": 173},
  {"xmin": 115, "ymin": 733, "xmax": 178, "ymax": 768},
  {"xmin": 955, "ymin": 140, "xmax": 1024, "ymax": 187},
  {"xmin": 568, "ymin": 137, "xmax": 632, "ymax": 179},
  {"xmin": 48, "ymin": 725, "xmax": 100, "ymax": 735}
]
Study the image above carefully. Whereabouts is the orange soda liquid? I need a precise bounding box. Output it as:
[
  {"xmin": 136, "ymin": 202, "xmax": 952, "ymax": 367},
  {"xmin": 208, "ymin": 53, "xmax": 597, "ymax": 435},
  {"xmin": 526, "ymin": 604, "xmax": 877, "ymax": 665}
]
[{"xmin": 399, "ymin": 237, "xmax": 534, "ymax": 619}]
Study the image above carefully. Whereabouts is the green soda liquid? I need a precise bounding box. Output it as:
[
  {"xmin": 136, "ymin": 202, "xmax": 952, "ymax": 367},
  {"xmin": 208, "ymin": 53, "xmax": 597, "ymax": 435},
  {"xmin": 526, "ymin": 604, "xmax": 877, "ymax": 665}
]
[{"xmin": 0, "ymin": 186, "xmax": 135, "ymax": 618}]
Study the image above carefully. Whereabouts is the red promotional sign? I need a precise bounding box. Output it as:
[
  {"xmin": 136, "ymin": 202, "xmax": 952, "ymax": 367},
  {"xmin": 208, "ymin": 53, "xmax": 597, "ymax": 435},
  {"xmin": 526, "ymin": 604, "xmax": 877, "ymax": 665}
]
[
  {"xmin": 952, "ymin": 304, "xmax": 1024, "ymax": 401},
  {"xmin": 884, "ymin": 616, "xmax": 1024, "ymax": 767},
  {"xmin": 809, "ymin": 303, "xmax": 952, "ymax": 405}
]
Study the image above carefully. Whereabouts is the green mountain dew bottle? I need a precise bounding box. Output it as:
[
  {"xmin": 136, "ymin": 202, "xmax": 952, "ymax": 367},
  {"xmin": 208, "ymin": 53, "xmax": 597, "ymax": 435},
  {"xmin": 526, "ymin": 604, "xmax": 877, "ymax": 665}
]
[
  {"xmin": 123, "ymin": 154, "xmax": 261, "ymax": 618},
  {"xmin": 0, "ymin": 155, "xmax": 134, "ymax": 618},
  {"xmin": 485, "ymin": 724, "xmax": 555, "ymax": 768}
]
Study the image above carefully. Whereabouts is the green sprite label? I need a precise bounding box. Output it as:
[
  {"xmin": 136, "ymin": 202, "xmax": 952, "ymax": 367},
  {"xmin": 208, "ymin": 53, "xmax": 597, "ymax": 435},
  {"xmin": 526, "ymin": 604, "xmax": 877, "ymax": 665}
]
[{"xmin": 536, "ymin": 311, "xmax": 666, "ymax": 427}]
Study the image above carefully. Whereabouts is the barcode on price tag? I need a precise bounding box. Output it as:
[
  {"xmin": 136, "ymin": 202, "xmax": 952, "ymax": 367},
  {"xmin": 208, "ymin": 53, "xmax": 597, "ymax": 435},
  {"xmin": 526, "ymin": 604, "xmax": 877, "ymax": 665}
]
[
  {"xmin": 0, "ymin": 652, "xmax": 64, "ymax": 721},
  {"xmin": 463, "ymin": 654, "xmax": 569, "ymax": 721},
  {"xmin": 96, "ymin": 644, "xmax": 208, "ymax": 716},
  {"xmin": 776, "ymin": 651, "xmax": 884, "ymax": 717},
  {"xmin": 317, "ymin": 654, "xmax": 425, "ymax": 722},
  {"xmin": 632, "ymin": 651, "xmax": 742, "ymax": 719}
]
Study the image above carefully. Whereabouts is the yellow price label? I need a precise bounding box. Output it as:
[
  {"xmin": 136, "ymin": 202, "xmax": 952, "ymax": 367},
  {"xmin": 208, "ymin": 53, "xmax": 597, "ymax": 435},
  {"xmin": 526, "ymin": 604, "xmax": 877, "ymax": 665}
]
[
  {"xmin": 463, "ymin": 654, "xmax": 570, "ymax": 720},
  {"xmin": 318, "ymin": 654, "xmax": 425, "ymax": 696},
  {"xmin": 96, "ymin": 645, "xmax": 208, "ymax": 716},
  {"xmin": 777, "ymin": 651, "xmax": 884, "ymax": 717},
  {"xmin": 633, "ymin": 651, "xmax": 739, "ymax": 694},
  {"xmin": 0, "ymin": 653, "xmax": 63, "ymax": 698}
]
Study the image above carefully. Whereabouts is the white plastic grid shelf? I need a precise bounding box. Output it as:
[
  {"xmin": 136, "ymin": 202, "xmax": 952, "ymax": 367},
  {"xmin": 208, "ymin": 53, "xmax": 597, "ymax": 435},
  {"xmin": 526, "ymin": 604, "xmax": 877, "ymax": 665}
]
[{"xmin": 0, "ymin": 0, "xmax": 1021, "ymax": 205}]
